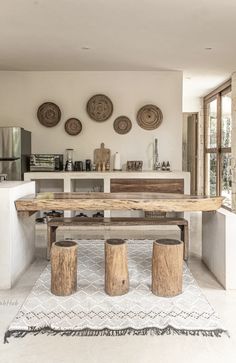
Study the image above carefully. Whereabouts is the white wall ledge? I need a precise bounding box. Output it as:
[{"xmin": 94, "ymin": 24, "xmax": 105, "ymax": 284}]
[
  {"xmin": 0, "ymin": 181, "xmax": 35, "ymax": 289},
  {"xmin": 24, "ymin": 171, "xmax": 190, "ymax": 192}
]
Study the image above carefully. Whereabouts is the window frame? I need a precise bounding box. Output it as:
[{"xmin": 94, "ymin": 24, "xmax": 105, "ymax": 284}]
[{"xmin": 204, "ymin": 80, "xmax": 232, "ymax": 197}]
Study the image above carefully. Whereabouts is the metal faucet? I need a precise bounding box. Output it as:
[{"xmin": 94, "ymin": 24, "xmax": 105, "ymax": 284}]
[{"xmin": 153, "ymin": 138, "xmax": 160, "ymax": 170}]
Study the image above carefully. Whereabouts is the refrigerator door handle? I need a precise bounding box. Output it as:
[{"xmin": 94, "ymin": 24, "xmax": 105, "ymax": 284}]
[{"xmin": 0, "ymin": 157, "xmax": 20, "ymax": 161}]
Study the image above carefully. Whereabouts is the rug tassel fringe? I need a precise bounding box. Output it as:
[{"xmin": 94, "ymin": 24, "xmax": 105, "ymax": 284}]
[{"xmin": 4, "ymin": 326, "xmax": 229, "ymax": 343}]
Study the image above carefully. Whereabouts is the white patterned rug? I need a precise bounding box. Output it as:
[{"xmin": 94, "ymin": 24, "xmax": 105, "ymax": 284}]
[{"xmin": 5, "ymin": 240, "xmax": 227, "ymax": 342}]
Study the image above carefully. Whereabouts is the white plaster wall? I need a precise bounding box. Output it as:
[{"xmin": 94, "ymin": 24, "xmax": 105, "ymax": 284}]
[
  {"xmin": 183, "ymin": 95, "xmax": 201, "ymax": 113},
  {"xmin": 0, "ymin": 71, "xmax": 182, "ymax": 170}
]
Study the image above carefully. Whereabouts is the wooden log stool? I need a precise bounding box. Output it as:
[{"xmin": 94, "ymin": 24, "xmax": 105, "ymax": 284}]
[
  {"xmin": 152, "ymin": 238, "xmax": 183, "ymax": 297},
  {"xmin": 105, "ymin": 239, "xmax": 129, "ymax": 296},
  {"xmin": 51, "ymin": 240, "xmax": 78, "ymax": 296}
]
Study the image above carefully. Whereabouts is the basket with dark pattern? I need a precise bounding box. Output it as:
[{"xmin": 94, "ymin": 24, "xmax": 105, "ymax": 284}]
[
  {"xmin": 37, "ymin": 102, "xmax": 61, "ymax": 127},
  {"xmin": 113, "ymin": 116, "xmax": 132, "ymax": 134},
  {"xmin": 65, "ymin": 118, "xmax": 82, "ymax": 136},
  {"xmin": 137, "ymin": 104, "xmax": 163, "ymax": 130},
  {"xmin": 87, "ymin": 94, "xmax": 113, "ymax": 122}
]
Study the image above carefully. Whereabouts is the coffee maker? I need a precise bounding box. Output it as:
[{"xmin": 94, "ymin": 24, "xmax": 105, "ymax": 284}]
[{"xmin": 65, "ymin": 149, "xmax": 74, "ymax": 171}]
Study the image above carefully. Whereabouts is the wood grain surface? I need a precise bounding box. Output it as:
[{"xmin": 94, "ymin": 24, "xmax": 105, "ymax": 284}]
[
  {"xmin": 51, "ymin": 241, "xmax": 78, "ymax": 296},
  {"xmin": 110, "ymin": 178, "xmax": 184, "ymax": 193},
  {"xmin": 15, "ymin": 192, "xmax": 224, "ymax": 214},
  {"xmin": 152, "ymin": 239, "xmax": 183, "ymax": 297},
  {"xmin": 94, "ymin": 143, "xmax": 110, "ymax": 169},
  {"xmin": 47, "ymin": 216, "xmax": 189, "ymax": 226},
  {"xmin": 105, "ymin": 239, "xmax": 129, "ymax": 296}
]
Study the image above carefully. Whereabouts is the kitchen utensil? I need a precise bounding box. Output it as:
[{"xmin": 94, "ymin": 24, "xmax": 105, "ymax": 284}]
[
  {"xmin": 94, "ymin": 143, "xmax": 111, "ymax": 171},
  {"xmin": 65, "ymin": 149, "xmax": 74, "ymax": 171},
  {"xmin": 0, "ymin": 174, "xmax": 7, "ymax": 181},
  {"xmin": 75, "ymin": 213, "xmax": 88, "ymax": 218},
  {"xmin": 74, "ymin": 161, "xmax": 83, "ymax": 171},
  {"xmin": 85, "ymin": 159, "xmax": 92, "ymax": 171},
  {"xmin": 126, "ymin": 160, "xmax": 143, "ymax": 171}
]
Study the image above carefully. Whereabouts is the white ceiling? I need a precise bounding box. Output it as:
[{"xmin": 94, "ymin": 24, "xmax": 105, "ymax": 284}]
[{"xmin": 0, "ymin": 0, "xmax": 235, "ymax": 107}]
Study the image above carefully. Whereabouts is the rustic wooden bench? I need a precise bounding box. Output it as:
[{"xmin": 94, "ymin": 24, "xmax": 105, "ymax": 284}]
[{"xmin": 47, "ymin": 217, "xmax": 189, "ymax": 261}]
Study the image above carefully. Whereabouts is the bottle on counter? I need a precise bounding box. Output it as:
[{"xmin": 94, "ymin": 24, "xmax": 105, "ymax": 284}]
[
  {"xmin": 97, "ymin": 162, "xmax": 102, "ymax": 172},
  {"xmin": 105, "ymin": 161, "xmax": 110, "ymax": 171},
  {"xmin": 161, "ymin": 161, "xmax": 166, "ymax": 171},
  {"xmin": 85, "ymin": 159, "xmax": 92, "ymax": 171},
  {"xmin": 166, "ymin": 161, "xmax": 171, "ymax": 171},
  {"xmin": 114, "ymin": 152, "xmax": 121, "ymax": 171}
]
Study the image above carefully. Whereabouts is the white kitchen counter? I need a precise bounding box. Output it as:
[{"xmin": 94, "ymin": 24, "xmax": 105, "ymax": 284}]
[
  {"xmin": 0, "ymin": 180, "xmax": 35, "ymax": 289},
  {"xmin": 0, "ymin": 180, "xmax": 34, "ymax": 188},
  {"xmin": 24, "ymin": 170, "xmax": 190, "ymax": 179},
  {"xmin": 24, "ymin": 170, "xmax": 190, "ymax": 193}
]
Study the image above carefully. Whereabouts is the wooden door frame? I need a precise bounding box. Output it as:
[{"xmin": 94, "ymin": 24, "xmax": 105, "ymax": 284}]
[
  {"xmin": 183, "ymin": 112, "xmax": 198, "ymax": 195},
  {"xmin": 203, "ymin": 80, "xmax": 231, "ymax": 196}
]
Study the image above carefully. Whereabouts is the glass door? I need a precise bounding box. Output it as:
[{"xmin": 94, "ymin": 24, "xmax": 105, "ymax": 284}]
[
  {"xmin": 204, "ymin": 83, "xmax": 232, "ymax": 207},
  {"xmin": 205, "ymin": 98, "xmax": 218, "ymax": 196},
  {"xmin": 220, "ymin": 90, "xmax": 232, "ymax": 206}
]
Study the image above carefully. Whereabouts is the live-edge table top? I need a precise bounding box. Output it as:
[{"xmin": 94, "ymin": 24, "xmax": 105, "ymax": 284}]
[{"xmin": 15, "ymin": 192, "xmax": 224, "ymax": 214}]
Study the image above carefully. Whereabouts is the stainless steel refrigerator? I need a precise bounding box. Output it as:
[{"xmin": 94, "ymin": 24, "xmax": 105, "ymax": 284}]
[{"xmin": 0, "ymin": 127, "xmax": 31, "ymax": 180}]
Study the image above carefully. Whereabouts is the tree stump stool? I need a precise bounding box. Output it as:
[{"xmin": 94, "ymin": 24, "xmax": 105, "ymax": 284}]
[
  {"xmin": 51, "ymin": 240, "xmax": 78, "ymax": 296},
  {"xmin": 105, "ymin": 239, "xmax": 129, "ymax": 296},
  {"xmin": 152, "ymin": 239, "xmax": 183, "ymax": 297}
]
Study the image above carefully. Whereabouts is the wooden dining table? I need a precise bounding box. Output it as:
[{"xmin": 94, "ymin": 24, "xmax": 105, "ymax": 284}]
[
  {"xmin": 14, "ymin": 191, "xmax": 224, "ymax": 278},
  {"xmin": 15, "ymin": 191, "xmax": 224, "ymax": 215}
]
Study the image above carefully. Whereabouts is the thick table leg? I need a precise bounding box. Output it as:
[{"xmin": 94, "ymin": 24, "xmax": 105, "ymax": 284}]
[
  {"xmin": 179, "ymin": 224, "xmax": 189, "ymax": 261},
  {"xmin": 47, "ymin": 225, "xmax": 58, "ymax": 260}
]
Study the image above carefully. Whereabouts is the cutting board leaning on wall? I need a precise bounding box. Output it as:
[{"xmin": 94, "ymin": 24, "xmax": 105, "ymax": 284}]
[{"xmin": 94, "ymin": 143, "xmax": 111, "ymax": 170}]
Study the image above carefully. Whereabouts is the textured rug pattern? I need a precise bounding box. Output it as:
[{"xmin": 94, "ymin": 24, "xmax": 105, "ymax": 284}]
[{"xmin": 5, "ymin": 240, "xmax": 227, "ymax": 340}]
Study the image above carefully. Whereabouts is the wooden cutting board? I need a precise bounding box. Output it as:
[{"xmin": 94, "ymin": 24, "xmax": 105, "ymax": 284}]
[{"xmin": 94, "ymin": 143, "xmax": 111, "ymax": 166}]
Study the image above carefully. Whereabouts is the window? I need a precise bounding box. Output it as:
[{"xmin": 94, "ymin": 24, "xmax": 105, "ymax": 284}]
[{"xmin": 204, "ymin": 80, "xmax": 232, "ymax": 207}]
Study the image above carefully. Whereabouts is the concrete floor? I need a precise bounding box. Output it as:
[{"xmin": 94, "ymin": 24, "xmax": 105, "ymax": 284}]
[{"xmin": 1, "ymin": 220, "xmax": 236, "ymax": 363}]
